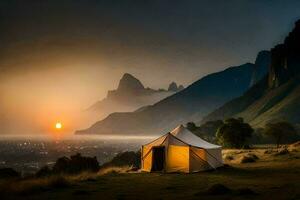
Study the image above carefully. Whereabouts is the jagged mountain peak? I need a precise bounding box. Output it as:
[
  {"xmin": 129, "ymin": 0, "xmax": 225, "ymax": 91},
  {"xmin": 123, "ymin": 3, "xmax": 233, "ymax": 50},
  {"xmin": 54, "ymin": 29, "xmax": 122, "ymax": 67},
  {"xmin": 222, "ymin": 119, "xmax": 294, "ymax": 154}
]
[
  {"xmin": 168, "ymin": 82, "xmax": 178, "ymax": 91},
  {"xmin": 168, "ymin": 82, "xmax": 184, "ymax": 92},
  {"xmin": 117, "ymin": 73, "xmax": 145, "ymax": 91},
  {"xmin": 250, "ymin": 50, "xmax": 271, "ymax": 87},
  {"xmin": 269, "ymin": 19, "xmax": 300, "ymax": 88},
  {"xmin": 255, "ymin": 50, "xmax": 271, "ymax": 65}
]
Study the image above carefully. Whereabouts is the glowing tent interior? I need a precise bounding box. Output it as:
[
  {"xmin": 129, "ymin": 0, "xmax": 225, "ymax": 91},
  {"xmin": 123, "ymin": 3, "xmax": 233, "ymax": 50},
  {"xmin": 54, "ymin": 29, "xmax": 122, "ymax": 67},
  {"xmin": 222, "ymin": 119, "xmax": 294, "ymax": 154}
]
[{"xmin": 141, "ymin": 125, "xmax": 223, "ymax": 173}]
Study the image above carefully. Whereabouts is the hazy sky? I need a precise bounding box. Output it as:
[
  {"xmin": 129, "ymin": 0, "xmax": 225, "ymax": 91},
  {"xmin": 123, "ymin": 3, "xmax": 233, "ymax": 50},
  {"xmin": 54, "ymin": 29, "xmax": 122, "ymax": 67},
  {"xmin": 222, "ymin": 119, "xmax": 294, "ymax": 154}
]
[{"xmin": 0, "ymin": 0, "xmax": 300, "ymax": 135}]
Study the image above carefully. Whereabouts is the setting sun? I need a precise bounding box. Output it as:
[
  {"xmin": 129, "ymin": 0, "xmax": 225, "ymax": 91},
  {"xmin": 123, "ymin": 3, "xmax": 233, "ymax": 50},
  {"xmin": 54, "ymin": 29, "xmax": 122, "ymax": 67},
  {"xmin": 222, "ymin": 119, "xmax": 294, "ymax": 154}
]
[{"xmin": 55, "ymin": 122, "xmax": 62, "ymax": 129}]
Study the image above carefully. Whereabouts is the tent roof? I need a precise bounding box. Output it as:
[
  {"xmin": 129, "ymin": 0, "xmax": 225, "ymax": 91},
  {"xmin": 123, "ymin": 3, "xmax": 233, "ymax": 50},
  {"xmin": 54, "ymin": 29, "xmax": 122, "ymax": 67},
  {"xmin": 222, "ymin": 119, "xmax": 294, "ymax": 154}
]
[{"xmin": 170, "ymin": 125, "xmax": 221, "ymax": 149}]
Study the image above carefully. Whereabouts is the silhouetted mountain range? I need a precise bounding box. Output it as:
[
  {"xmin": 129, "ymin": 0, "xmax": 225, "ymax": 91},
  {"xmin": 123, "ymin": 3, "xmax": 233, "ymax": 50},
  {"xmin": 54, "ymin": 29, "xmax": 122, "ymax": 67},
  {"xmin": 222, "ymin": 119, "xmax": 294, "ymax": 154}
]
[
  {"xmin": 76, "ymin": 50, "xmax": 270, "ymax": 135},
  {"xmin": 88, "ymin": 73, "xmax": 184, "ymax": 119},
  {"xmin": 203, "ymin": 19, "xmax": 300, "ymax": 127}
]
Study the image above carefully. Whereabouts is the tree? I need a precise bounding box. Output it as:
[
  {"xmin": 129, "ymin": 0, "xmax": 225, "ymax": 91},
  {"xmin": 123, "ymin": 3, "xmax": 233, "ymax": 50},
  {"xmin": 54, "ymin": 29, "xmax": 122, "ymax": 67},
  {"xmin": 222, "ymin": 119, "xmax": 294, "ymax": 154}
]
[
  {"xmin": 216, "ymin": 118, "xmax": 253, "ymax": 148},
  {"xmin": 186, "ymin": 121, "xmax": 224, "ymax": 143},
  {"xmin": 198, "ymin": 120, "xmax": 224, "ymax": 137},
  {"xmin": 263, "ymin": 122, "xmax": 298, "ymax": 148},
  {"xmin": 186, "ymin": 122, "xmax": 198, "ymax": 132}
]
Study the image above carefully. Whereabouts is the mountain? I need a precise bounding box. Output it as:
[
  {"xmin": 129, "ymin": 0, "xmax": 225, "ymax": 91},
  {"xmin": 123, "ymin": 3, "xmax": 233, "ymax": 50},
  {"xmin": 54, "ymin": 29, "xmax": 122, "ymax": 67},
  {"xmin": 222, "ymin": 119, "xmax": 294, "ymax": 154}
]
[
  {"xmin": 116, "ymin": 73, "xmax": 144, "ymax": 92},
  {"xmin": 88, "ymin": 73, "xmax": 183, "ymax": 119},
  {"xmin": 168, "ymin": 82, "xmax": 185, "ymax": 92},
  {"xmin": 202, "ymin": 19, "xmax": 300, "ymax": 127},
  {"xmin": 250, "ymin": 50, "xmax": 271, "ymax": 87},
  {"xmin": 76, "ymin": 51, "xmax": 270, "ymax": 135}
]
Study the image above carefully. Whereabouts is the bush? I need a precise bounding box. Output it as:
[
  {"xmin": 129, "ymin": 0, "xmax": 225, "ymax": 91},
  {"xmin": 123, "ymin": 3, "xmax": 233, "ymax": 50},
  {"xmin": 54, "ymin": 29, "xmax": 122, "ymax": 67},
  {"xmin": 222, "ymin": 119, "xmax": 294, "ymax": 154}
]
[
  {"xmin": 216, "ymin": 118, "xmax": 253, "ymax": 148},
  {"xmin": 0, "ymin": 168, "xmax": 20, "ymax": 179},
  {"xmin": 36, "ymin": 166, "xmax": 52, "ymax": 178},
  {"xmin": 101, "ymin": 151, "xmax": 141, "ymax": 169},
  {"xmin": 51, "ymin": 153, "xmax": 100, "ymax": 175}
]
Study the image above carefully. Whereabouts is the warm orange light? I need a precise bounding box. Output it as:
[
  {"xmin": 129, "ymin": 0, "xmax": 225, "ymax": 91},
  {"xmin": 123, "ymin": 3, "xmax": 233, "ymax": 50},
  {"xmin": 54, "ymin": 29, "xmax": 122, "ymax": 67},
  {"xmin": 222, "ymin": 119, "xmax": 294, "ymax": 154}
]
[{"xmin": 55, "ymin": 122, "xmax": 62, "ymax": 129}]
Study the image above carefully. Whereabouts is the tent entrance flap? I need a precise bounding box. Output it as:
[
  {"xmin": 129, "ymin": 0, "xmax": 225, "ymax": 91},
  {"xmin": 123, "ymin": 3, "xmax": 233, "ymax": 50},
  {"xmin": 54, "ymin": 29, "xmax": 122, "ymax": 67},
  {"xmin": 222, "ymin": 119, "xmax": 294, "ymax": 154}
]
[{"xmin": 151, "ymin": 146, "xmax": 165, "ymax": 171}]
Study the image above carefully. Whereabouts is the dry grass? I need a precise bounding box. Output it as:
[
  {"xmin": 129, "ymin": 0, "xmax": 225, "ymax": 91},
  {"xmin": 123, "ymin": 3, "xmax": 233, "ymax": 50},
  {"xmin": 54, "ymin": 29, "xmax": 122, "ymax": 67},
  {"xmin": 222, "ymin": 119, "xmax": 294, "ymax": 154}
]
[
  {"xmin": 0, "ymin": 175, "xmax": 71, "ymax": 195},
  {"xmin": 0, "ymin": 165, "xmax": 136, "ymax": 197},
  {"xmin": 222, "ymin": 143, "xmax": 300, "ymax": 164},
  {"xmin": 97, "ymin": 165, "xmax": 134, "ymax": 175},
  {"xmin": 1, "ymin": 144, "xmax": 300, "ymax": 200}
]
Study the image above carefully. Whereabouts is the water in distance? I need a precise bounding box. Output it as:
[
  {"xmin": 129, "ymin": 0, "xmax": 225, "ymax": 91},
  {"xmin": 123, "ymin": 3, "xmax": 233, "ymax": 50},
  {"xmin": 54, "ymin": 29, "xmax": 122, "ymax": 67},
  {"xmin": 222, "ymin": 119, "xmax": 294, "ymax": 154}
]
[{"xmin": 0, "ymin": 134, "xmax": 157, "ymax": 175}]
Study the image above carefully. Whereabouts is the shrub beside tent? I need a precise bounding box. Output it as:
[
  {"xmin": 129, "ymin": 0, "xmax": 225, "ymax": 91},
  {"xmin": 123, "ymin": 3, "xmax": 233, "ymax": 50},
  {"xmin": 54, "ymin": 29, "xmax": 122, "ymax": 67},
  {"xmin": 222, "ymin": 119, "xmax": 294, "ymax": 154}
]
[{"xmin": 141, "ymin": 125, "xmax": 223, "ymax": 173}]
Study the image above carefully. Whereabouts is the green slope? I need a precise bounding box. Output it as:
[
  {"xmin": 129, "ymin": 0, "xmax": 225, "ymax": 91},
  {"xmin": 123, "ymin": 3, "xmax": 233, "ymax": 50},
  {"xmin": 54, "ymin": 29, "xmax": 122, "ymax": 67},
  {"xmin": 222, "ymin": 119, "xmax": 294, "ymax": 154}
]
[
  {"xmin": 202, "ymin": 77, "xmax": 300, "ymax": 128},
  {"xmin": 238, "ymin": 77, "xmax": 300, "ymax": 127}
]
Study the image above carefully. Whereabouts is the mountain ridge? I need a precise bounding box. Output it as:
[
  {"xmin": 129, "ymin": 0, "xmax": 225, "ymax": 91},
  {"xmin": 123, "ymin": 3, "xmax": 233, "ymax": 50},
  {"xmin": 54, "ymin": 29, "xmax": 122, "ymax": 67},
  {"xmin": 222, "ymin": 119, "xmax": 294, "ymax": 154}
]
[
  {"xmin": 87, "ymin": 73, "xmax": 184, "ymax": 120},
  {"xmin": 77, "ymin": 51, "xmax": 270, "ymax": 135},
  {"xmin": 202, "ymin": 19, "xmax": 300, "ymax": 127}
]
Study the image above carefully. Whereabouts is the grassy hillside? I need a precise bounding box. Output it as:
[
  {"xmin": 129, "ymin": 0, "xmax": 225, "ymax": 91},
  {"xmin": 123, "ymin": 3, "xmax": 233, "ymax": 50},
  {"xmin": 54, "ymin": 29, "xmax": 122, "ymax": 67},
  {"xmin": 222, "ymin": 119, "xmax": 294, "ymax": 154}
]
[
  {"xmin": 1, "ymin": 145, "xmax": 300, "ymax": 200},
  {"xmin": 201, "ymin": 76, "xmax": 268, "ymax": 124},
  {"xmin": 238, "ymin": 77, "xmax": 300, "ymax": 127},
  {"xmin": 203, "ymin": 76, "xmax": 300, "ymax": 128}
]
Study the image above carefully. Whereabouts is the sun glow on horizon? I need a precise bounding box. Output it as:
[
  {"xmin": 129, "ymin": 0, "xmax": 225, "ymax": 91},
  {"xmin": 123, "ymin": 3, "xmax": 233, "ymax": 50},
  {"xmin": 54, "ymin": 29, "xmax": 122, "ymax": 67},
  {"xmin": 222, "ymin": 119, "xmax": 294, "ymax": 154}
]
[{"xmin": 55, "ymin": 122, "xmax": 62, "ymax": 130}]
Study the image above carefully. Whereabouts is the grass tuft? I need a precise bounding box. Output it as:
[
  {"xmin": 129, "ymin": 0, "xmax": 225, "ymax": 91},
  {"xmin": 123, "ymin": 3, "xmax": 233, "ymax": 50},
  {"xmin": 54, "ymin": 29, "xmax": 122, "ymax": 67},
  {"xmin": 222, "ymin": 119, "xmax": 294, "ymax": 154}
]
[
  {"xmin": 239, "ymin": 153, "xmax": 258, "ymax": 163},
  {"xmin": 98, "ymin": 166, "xmax": 133, "ymax": 175}
]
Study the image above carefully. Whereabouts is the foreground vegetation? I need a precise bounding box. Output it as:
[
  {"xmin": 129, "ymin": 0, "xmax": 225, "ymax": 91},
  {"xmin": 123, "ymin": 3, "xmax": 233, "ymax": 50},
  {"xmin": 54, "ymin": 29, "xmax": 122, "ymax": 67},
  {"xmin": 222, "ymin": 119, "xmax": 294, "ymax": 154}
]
[
  {"xmin": 187, "ymin": 119, "xmax": 300, "ymax": 148},
  {"xmin": 1, "ymin": 143, "xmax": 299, "ymax": 200}
]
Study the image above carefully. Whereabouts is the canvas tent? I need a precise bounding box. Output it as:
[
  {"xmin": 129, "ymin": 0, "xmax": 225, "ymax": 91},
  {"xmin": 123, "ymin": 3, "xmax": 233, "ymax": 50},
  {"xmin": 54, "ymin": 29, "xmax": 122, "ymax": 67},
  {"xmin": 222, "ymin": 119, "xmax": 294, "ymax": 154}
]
[{"xmin": 141, "ymin": 125, "xmax": 223, "ymax": 173}]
